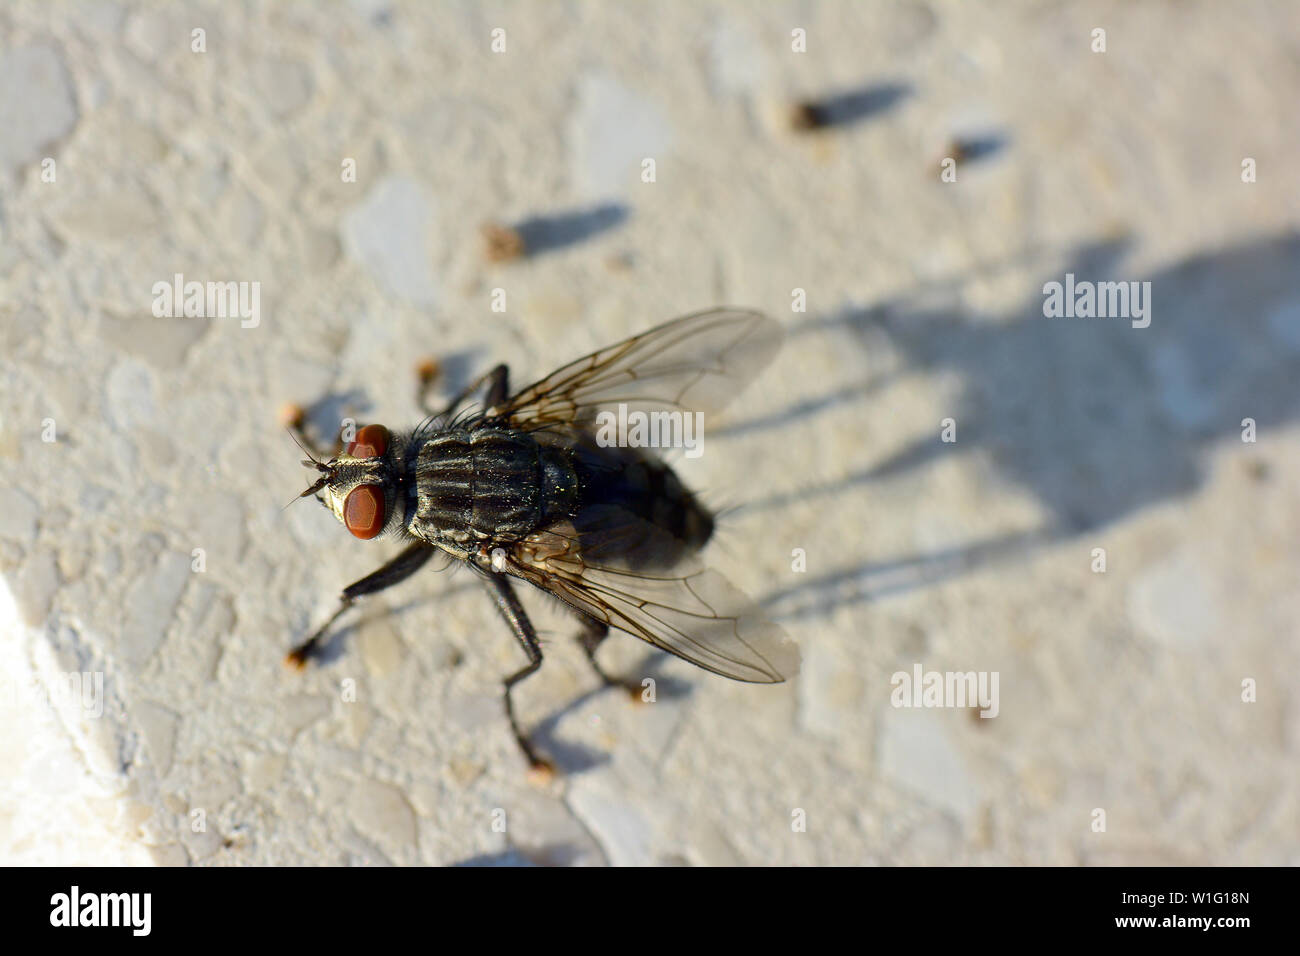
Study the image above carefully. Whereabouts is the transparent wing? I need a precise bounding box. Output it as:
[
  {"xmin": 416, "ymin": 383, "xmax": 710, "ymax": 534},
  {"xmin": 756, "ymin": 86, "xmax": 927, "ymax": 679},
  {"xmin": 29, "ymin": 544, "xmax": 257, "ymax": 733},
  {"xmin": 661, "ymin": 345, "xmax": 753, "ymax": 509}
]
[
  {"xmin": 491, "ymin": 310, "xmax": 795, "ymax": 681},
  {"xmin": 507, "ymin": 523, "xmax": 800, "ymax": 683},
  {"xmin": 496, "ymin": 308, "xmax": 782, "ymax": 429}
]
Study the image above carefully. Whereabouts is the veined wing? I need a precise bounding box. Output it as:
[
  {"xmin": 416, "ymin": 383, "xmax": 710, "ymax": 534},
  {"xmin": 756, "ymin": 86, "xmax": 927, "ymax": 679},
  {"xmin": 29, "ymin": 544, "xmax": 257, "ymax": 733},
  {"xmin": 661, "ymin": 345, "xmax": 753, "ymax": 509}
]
[
  {"xmin": 495, "ymin": 308, "xmax": 782, "ymax": 430},
  {"xmin": 506, "ymin": 522, "xmax": 800, "ymax": 684}
]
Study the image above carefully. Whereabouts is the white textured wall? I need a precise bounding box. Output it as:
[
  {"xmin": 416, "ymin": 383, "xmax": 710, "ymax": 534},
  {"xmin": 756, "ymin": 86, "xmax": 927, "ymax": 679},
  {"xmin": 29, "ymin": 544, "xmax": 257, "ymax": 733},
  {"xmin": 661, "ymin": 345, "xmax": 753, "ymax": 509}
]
[{"xmin": 1, "ymin": 1, "xmax": 1298, "ymax": 865}]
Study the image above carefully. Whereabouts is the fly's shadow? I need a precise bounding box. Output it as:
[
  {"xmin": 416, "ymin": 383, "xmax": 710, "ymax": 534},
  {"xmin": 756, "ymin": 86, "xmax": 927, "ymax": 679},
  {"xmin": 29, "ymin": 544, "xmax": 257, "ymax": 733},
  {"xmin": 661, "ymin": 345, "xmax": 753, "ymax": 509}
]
[
  {"xmin": 294, "ymin": 573, "xmax": 476, "ymax": 667},
  {"xmin": 452, "ymin": 842, "xmax": 597, "ymax": 867},
  {"xmin": 293, "ymin": 387, "xmax": 372, "ymax": 456},
  {"xmin": 523, "ymin": 645, "xmax": 695, "ymax": 773},
  {"xmin": 736, "ymin": 232, "xmax": 1300, "ymax": 619}
]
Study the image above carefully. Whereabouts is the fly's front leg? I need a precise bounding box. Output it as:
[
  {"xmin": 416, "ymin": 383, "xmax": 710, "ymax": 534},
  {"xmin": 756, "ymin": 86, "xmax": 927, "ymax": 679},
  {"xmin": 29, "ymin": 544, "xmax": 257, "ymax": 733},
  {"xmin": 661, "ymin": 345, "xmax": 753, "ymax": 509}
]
[
  {"xmin": 419, "ymin": 362, "xmax": 510, "ymax": 419},
  {"xmin": 482, "ymin": 570, "xmax": 554, "ymax": 777},
  {"xmin": 575, "ymin": 614, "xmax": 646, "ymax": 702},
  {"xmin": 482, "ymin": 363, "xmax": 509, "ymax": 409},
  {"xmin": 287, "ymin": 542, "xmax": 435, "ymax": 667}
]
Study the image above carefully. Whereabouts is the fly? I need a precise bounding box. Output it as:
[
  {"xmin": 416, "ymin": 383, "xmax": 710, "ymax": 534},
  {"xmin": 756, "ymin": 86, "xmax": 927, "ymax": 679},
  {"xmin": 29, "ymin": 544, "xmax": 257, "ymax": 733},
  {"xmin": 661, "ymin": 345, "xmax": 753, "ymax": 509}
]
[{"xmin": 286, "ymin": 308, "xmax": 799, "ymax": 774}]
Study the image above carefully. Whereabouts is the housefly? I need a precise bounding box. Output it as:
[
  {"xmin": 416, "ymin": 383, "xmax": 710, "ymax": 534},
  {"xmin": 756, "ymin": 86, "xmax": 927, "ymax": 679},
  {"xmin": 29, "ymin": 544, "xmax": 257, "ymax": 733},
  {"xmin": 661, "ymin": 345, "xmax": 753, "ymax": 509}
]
[{"xmin": 287, "ymin": 309, "xmax": 799, "ymax": 773}]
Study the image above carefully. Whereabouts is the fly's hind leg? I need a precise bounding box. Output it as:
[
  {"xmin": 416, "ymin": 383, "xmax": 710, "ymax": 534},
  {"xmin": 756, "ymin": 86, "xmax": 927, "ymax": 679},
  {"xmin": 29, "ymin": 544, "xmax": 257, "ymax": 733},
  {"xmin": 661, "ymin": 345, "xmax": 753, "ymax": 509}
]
[
  {"xmin": 575, "ymin": 614, "xmax": 647, "ymax": 702},
  {"xmin": 482, "ymin": 570, "xmax": 555, "ymax": 778},
  {"xmin": 287, "ymin": 542, "xmax": 435, "ymax": 667},
  {"xmin": 418, "ymin": 362, "xmax": 510, "ymax": 420}
]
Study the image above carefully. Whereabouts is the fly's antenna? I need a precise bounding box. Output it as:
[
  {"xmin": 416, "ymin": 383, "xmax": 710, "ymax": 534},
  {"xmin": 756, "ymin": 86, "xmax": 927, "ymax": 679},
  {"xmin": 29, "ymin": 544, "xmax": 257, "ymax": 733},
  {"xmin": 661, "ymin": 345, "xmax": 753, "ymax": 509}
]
[
  {"xmin": 282, "ymin": 474, "xmax": 330, "ymax": 512},
  {"xmin": 298, "ymin": 475, "xmax": 331, "ymax": 498},
  {"xmin": 284, "ymin": 427, "xmax": 333, "ymax": 510},
  {"xmin": 288, "ymin": 426, "xmax": 332, "ymax": 471}
]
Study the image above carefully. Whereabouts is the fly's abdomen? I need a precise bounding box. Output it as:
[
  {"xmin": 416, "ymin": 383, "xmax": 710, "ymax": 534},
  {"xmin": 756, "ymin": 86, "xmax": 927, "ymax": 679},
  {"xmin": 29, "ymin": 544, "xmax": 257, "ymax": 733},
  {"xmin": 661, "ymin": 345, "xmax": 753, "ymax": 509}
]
[
  {"xmin": 413, "ymin": 428, "xmax": 579, "ymax": 542},
  {"xmin": 581, "ymin": 449, "xmax": 714, "ymax": 555}
]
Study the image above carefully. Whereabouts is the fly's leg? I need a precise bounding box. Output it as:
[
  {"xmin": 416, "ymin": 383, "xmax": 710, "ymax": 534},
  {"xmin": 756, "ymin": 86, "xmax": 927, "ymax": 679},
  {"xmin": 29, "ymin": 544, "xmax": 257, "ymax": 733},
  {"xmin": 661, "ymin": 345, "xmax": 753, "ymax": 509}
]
[
  {"xmin": 419, "ymin": 362, "xmax": 510, "ymax": 419},
  {"xmin": 287, "ymin": 542, "xmax": 435, "ymax": 667},
  {"xmin": 482, "ymin": 364, "xmax": 510, "ymax": 408},
  {"xmin": 575, "ymin": 614, "xmax": 646, "ymax": 702},
  {"xmin": 482, "ymin": 570, "xmax": 555, "ymax": 777}
]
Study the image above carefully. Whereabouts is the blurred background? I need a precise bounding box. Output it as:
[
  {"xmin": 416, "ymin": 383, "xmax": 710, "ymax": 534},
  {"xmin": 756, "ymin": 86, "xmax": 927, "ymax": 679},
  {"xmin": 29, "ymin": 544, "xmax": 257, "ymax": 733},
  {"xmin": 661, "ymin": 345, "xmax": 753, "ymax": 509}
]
[{"xmin": 1, "ymin": 1, "xmax": 1297, "ymax": 865}]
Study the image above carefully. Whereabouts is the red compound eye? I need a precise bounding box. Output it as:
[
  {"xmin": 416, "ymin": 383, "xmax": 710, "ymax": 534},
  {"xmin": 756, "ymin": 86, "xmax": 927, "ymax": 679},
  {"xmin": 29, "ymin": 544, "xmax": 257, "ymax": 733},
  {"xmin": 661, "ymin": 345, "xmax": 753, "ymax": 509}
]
[
  {"xmin": 343, "ymin": 485, "xmax": 385, "ymax": 539},
  {"xmin": 346, "ymin": 424, "xmax": 389, "ymax": 459}
]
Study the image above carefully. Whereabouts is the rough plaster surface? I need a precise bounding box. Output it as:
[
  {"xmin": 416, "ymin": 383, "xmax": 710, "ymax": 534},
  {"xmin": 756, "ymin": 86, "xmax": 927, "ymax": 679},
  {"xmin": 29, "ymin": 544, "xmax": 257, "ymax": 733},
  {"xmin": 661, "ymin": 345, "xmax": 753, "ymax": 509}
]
[{"xmin": 1, "ymin": 1, "xmax": 1298, "ymax": 865}]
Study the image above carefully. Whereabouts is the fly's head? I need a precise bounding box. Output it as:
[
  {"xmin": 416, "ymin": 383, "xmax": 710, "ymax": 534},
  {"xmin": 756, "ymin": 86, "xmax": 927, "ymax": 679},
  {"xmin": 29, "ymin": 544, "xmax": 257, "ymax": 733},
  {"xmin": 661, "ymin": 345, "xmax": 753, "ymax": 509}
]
[{"xmin": 298, "ymin": 424, "xmax": 403, "ymax": 540}]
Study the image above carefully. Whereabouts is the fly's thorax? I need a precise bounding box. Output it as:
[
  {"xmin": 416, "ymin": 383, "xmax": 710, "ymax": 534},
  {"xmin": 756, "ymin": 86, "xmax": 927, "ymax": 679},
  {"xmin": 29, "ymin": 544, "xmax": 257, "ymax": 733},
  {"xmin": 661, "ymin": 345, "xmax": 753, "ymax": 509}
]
[{"xmin": 409, "ymin": 426, "xmax": 583, "ymax": 545}]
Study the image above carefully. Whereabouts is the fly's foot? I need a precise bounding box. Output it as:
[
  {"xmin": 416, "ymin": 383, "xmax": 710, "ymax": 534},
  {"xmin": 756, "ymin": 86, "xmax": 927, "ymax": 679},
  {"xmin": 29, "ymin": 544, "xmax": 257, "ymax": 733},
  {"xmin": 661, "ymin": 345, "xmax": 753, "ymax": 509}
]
[
  {"xmin": 286, "ymin": 620, "xmax": 335, "ymax": 670},
  {"xmin": 576, "ymin": 620, "xmax": 647, "ymax": 702},
  {"xmin": 513, "ymin": 729, "xmax": 557, "ymax": 783},
  {"xmin": 622, "ymin": 678, "xmax": 651, "ymax": 704},
  {"xmin": 416, "ymin": 356, "xmax": 440, "ymax": 389},
  {"xmin": 525, "ymin": 755, "xmax": 558, "ymax": 786},
  {"xmin": 279, "ymin": 401, "xmax": 306, "ymax": 431},
  {"xmin": 590, "ymin": 661, "xmax": 648, "ymax": 703},
  {"xmin": 481, "ymin": 222, "xmax": 526, "ymax": 263},
  {"xmin": 416, "ymin": 356, "xmax": 442, "ymax": 417},
  {"xmin": 284, "ymin": 640, "xmax": 316, "ymax": 670}
]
